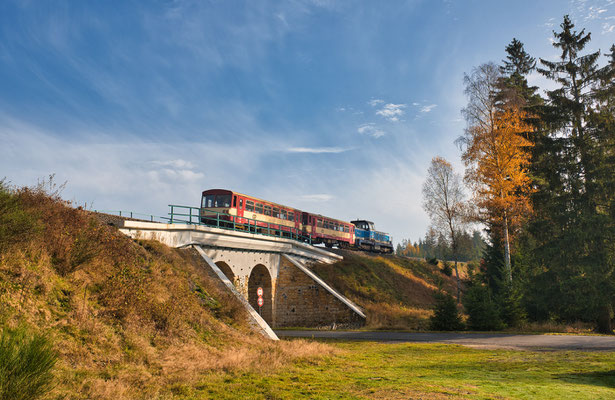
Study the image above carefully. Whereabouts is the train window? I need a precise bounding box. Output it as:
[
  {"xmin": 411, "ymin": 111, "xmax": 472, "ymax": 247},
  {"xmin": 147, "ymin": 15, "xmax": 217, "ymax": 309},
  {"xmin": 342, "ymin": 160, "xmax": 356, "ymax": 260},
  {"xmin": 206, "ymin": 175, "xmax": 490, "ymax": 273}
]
[
  {"xmin": 317, "ymin": 219, "xmax": 323, "ymax": 228},
  {"xmin": 215, "ymin": 195, "xmax": 232, "ymax": 208},
  {"xmin": 289, "ymin": 212, "xmax": 294, "ymax": 222},
  {"xmin": 233, "ymin": 196, "xmax": 237, "ymax": 207},
  {"xmin": 202, "ymin": 195, "xmax": 215, "ymax": 208},
  {"xmin": 273, "ymin": 207, "xmax": 280, "ymax": 218},
  {"xmin": 281, "ymin": 210, "xmax": 287, "ymax": 220},
  {"xmin": 255, "ymin": 203, "xmax": 263, "ymax": 214},
  {"xmin": 344, "ymin": 226, "xmax": 349, "ymax": 233},
  {"xmin": 239, "ymin": 199, "xmax": 243, "ymax": 209},
  {"xmin": 264, "ymin": 205, "xmax": 272, "ymax": 216},
  {"xmin": 246, "ymin": 200, "xmax": 254, "ymax": 212}
]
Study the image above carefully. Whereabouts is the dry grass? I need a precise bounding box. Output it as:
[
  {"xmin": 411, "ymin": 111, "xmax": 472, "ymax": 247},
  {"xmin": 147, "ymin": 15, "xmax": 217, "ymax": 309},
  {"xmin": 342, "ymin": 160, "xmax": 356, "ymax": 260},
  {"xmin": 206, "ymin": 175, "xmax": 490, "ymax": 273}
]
[
  {"xmin": 0, "ymin": 183, "xmax": 332, "ymax": 399},
  {"xmin": 309, "ymin": 251, "xmax": 460, "ymax": 330}
]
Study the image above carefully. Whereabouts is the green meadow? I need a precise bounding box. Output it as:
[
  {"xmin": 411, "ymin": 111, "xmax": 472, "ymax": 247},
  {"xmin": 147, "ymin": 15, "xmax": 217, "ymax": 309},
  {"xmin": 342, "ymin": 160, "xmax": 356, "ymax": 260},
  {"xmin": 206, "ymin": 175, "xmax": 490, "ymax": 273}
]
[{"xmin": 191, "ymin": 341, "xmax": 615, "ymax": 400}]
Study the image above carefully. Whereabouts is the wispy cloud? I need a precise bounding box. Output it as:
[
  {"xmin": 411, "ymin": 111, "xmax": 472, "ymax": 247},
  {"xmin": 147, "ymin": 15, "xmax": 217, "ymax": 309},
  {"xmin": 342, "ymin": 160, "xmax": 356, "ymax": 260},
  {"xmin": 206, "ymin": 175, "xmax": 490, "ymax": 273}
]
[
  {"xmin": 300, "ymin": 194, "xmax": 334, "ymax": 202},
  {"xmin": 149, "ymin": 159, "xmax": 195, "ymax": 169},
  {"xmin": 368, "ymin": 99, "xmax": 384, "ymax": 106},
  {"xmin": 420, "ymin": 104, "xmax": 437, "ymax": 113},
  {"xmin": 285, "ymin": 146, "xmax": 350, "ymax": 153},
  {"xmin": 375, "ymin": 103, "xmax": 406, "ymax": 122},
  {"xmin": 357, "ymin": 123, "xmax": 385, "ymax": 138}
]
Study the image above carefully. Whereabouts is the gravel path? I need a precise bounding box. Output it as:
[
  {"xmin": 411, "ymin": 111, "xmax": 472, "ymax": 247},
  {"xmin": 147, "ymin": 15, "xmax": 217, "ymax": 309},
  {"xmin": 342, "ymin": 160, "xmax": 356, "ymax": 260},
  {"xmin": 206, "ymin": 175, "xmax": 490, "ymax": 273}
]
[{"xmin": 276, "ymin": 330, "xmax": 615, "ymax": 351}]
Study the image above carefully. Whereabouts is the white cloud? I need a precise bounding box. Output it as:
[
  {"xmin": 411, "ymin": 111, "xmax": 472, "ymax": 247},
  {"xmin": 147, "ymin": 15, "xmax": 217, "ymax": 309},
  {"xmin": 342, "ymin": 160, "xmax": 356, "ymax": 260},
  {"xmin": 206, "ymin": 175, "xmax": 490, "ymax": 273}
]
[
  {"xmin": 375, "ymin": 103, "xmax": 406, "ymax": 122},
  {"xmin": 420, "ymin": 104, "xmax": 437, "ymax": 113},
  {"xmin": 149, "ymin": 159, "xmax": 195, "ymax": 169},
  {"xmin": 300, "ymin": 194, "xmax": 334, "ymax": 202},
  {"xmin": 357, "ymin": 123, "xmax": 385, "ymax": 138},
  {"xmin": 368, "ymin": 99, "xmax": 384, "ymax": 106},
  {"xmin": 285, "ymin": 147, "xmax": 350, "ymax": 153}
]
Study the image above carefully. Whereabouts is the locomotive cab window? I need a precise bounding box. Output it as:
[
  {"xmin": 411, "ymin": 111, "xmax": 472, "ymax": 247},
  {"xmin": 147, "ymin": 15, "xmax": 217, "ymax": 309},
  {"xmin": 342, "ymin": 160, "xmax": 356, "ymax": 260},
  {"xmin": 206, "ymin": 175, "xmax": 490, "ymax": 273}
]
[
  {"xmin": 202, "ymin": 195, "xmax": 215, "ymax": 208},
  {"xmin": 233, "ymin": 196, "xmax": 237, "ymax": 207},
  {"xmin": 239, "ymin": 199, "xmax": 243, "ymax": 209},
  {"xmin": 215, "ymin": 195, "xmax": 232, "ymax": 208}
]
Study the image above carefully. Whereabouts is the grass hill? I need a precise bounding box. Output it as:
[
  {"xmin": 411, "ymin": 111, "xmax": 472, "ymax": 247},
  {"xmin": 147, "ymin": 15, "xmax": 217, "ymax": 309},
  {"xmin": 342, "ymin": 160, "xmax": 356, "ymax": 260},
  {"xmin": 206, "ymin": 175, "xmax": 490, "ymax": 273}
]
[
  {"xmin": 0, "ymin": 180, "xmax": 330, "ymax": 400},
  {"xmin": 310, "ymin": 251, "xmax": 466, "ymax": 330}
]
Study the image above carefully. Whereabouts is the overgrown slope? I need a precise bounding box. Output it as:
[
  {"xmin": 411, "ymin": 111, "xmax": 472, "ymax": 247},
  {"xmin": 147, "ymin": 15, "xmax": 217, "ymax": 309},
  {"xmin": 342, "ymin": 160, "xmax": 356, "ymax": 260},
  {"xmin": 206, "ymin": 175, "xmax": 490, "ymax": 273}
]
[
  {"xmin": 310, "ymin": 251, "xmax": 465, "ymax": 330},
  {"xmin": 0, "ymin": 181, "xmax": 331, "ymax": 400}
]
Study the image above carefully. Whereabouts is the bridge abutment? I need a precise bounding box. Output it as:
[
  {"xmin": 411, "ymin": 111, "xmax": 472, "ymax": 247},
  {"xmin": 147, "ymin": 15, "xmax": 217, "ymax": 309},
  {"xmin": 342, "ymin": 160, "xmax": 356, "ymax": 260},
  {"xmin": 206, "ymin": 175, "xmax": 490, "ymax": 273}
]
[{"xmin": 119, "ymin": 221, "xmax": 366, "ymax": 334}]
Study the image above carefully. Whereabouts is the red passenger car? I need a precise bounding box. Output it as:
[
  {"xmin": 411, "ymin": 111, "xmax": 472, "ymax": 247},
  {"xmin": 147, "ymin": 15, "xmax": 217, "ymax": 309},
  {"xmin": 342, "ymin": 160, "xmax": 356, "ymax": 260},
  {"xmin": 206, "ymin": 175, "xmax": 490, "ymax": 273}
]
[
  {"xmin": 200, "ymin": 189, "xmax": 302, "ymax": 237},
  {"xmin": 200, "ymin": 189, "xmax": 355, "ymax": 247}
]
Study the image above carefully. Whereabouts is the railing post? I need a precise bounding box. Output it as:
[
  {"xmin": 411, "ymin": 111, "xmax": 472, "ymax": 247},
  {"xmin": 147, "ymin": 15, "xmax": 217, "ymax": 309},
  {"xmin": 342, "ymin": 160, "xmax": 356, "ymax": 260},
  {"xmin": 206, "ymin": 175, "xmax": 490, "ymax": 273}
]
[
  {"xmin": 189, "ymin": 207, "xmax": 192, "ymax": 224},
  {"xmin": 119, "ymin": 210, "xmax": 122, "ymax": 217},
  {"xmin": 170, "ymin": 206, "xmax": 174, "ymax": 223}
]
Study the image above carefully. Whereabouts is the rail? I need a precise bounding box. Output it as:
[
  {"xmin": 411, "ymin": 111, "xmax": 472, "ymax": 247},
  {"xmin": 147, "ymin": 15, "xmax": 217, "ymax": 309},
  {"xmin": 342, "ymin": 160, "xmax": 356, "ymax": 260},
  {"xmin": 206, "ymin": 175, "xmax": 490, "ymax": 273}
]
[{"xmin": 167, "ymin": 205, "xmax": 312, "ymax": 244}]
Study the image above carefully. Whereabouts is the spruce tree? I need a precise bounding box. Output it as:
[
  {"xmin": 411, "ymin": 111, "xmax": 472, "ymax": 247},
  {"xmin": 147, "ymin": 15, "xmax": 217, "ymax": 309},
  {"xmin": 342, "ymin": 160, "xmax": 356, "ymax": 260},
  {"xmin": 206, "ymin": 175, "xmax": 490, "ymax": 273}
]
[{"xmin": 527, "ymin": 15, "xmax": 615, "ymax": 333}]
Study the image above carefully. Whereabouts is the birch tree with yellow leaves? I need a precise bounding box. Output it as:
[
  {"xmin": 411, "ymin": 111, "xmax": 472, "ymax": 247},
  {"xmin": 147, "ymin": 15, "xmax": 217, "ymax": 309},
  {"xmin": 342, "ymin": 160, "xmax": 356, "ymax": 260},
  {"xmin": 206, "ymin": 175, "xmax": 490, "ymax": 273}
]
[{"xmin": 460, "ymin": 63, "xmax": 534, "ymax": 284}]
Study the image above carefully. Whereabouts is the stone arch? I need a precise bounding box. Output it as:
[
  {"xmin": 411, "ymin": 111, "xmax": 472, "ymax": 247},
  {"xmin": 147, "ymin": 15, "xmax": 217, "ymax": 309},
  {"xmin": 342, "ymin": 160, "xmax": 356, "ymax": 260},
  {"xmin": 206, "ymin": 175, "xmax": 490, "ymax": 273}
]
[
  {"xmin": 215, "ymin": 261, "xmax": 237, "ymax": 286},
  {"xmin": 248, "ymin": 264, "xmax": 273, "ymax": 325}
]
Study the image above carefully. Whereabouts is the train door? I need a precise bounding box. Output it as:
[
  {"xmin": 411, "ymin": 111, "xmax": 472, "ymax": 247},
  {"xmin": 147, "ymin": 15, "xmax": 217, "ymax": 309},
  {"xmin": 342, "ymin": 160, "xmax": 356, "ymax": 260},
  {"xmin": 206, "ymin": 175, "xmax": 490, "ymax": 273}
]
[{"xmin": 237, "ymin": 197, "xmax": 244, "ymax": 217}]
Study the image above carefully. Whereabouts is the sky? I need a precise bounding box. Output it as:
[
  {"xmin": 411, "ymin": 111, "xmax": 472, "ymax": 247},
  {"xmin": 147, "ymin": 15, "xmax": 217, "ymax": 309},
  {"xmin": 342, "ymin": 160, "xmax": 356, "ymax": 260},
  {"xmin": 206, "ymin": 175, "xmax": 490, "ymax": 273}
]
[{"xmin": 1, "ymin": 0, "xmax": 614, "ymax": 244}]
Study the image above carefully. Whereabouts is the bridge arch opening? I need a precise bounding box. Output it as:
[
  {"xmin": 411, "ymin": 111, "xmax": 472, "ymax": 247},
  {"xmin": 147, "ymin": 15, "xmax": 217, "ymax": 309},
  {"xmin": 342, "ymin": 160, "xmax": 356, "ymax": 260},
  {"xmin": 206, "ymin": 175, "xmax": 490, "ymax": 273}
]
[
  {"xmin": 215, "ymin": 261, "xmax": 237, "ymax": 286},
  {"xmin": 248, "ymin": 264, "xmax": 272, "ymax": 325}
]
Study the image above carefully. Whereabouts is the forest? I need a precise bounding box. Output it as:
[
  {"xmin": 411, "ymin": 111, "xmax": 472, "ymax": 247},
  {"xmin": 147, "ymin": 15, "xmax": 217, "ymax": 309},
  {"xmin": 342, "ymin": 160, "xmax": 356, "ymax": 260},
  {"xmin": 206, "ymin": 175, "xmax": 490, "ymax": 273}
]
[{"xmin": 418, "ymin": 15, "xmax": 615, "ymax": 333}]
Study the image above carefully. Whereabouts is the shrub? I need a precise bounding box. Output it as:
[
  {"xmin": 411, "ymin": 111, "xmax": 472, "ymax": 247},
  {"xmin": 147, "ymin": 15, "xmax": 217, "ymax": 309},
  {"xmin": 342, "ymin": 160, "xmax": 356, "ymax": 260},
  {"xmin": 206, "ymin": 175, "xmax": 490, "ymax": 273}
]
[
  {"xmin": 441, "ymin": 262, "xmax": 453, "ymax": 276},
  {"xmin": 0, "ymin": 181, "xmax": 40, "ymax": 252},
  {"xmin": 463, "ymin": 284, "xmax": 504, "ymax": 331},
  {"xmin": 0, "ymin": 325, "xmax": 57, "ymax": 400},
  {"xmin": 429, "ymin": 292, "xmax": 464, "ymax": 331},
  {"xmin": 497, "ymin": 284, "xmax": 526, "ymax": 328},
  {"xmin": 427, "ymin": 257, "xmax": 439, "ymax": 266}
]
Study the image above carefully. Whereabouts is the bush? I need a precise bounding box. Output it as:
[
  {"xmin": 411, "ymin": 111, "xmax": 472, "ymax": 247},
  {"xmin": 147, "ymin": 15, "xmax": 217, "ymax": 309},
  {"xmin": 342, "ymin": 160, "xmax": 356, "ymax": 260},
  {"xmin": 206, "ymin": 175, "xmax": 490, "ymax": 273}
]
[
  {"xmin": 497, "ymin": 284, "xmax": 526, "ymax": 328},
  {"xmin": 0, "ymin": 326, "xmax": 57, "ymax": 400},
  {"xmin": 430, "ymin": 292, "xmax": 464, "ymax": 331},
  {"xmin": 441, "ymin": 262, "xmax": 453, "ymax": 276},
  {"xmin": 463, "ymin": 284, "xmax": 504, "ymax": 331},
  {"xmin": 0, "ymin": 181, "xmax": 39, "ymax": 252},
  {"xmin": 427, "ymin": 257, "xmax": 439, "ymax": 266}
]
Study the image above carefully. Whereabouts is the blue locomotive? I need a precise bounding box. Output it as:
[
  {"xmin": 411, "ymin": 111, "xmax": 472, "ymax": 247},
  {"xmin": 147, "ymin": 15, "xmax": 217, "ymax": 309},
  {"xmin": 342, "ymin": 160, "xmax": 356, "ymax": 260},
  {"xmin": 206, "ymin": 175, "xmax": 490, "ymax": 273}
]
[{"xmin": 351, "ymin": 220, "xmax": 394, "ymax": 253}]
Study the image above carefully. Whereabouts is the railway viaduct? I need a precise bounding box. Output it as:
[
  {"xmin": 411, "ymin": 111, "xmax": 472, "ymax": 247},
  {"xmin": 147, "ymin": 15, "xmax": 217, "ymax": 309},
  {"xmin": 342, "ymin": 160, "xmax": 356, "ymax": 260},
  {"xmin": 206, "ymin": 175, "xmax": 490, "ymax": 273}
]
[{"xmin": 119, "ymin": 220, "xmax": 366, "ymax": 340}]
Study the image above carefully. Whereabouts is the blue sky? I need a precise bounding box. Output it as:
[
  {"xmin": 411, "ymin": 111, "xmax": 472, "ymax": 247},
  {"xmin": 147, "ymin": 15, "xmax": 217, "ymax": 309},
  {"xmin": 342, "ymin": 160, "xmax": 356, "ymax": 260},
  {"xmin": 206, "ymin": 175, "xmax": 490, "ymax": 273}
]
[{"xmin": 1, "ymin": 0, "xmax": 614, "ymax": 243}]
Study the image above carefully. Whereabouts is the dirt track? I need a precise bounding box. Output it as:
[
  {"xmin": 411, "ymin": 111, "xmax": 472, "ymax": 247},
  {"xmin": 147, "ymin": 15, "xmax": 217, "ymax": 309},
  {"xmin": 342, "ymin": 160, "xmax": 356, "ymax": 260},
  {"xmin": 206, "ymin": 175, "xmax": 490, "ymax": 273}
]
[{"xmin": 276, "ymin": 330, "xmax": 615, "ymax": 351}]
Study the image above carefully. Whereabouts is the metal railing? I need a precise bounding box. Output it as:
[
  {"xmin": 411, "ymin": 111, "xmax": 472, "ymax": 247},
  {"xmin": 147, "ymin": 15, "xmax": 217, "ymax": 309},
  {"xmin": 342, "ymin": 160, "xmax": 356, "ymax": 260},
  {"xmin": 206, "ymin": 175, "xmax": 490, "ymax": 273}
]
[
  {"xmin": 93, "ymin": 210, "xmax": 162, "ymax": 222},
  {"xmin": 167, "ymin": 205, "xmax": 312, "ymax": 244}
]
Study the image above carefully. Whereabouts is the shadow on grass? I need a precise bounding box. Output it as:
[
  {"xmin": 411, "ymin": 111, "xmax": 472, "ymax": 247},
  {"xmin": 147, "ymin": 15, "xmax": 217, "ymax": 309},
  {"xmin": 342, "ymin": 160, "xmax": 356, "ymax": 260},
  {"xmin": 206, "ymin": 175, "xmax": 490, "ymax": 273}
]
[{"xmin": 555, "ymin": 370, "xmax": 615, "ymax": 388}]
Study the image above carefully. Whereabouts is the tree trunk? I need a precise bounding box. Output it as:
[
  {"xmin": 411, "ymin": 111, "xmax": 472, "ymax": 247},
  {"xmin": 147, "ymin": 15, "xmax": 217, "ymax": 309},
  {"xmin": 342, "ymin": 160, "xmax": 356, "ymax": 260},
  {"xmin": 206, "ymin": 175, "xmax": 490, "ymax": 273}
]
[
  {"xmin": 454, "ymin": 259, "xmax": 461, "ymax": 304},
  {"xmin": 596, "ymin": 304, "xmax": 614, "ymax": 334},
  {"xmin": 503, "ymin": 211, "xmax": 512, "ymax": 284}
]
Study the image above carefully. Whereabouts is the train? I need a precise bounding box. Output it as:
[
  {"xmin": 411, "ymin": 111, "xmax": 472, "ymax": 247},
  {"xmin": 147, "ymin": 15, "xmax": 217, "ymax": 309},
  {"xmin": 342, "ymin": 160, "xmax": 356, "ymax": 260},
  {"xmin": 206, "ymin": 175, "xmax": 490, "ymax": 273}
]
[{"xmin": 199, "ymin": 189, "xmax": 393, "ymax": 253}]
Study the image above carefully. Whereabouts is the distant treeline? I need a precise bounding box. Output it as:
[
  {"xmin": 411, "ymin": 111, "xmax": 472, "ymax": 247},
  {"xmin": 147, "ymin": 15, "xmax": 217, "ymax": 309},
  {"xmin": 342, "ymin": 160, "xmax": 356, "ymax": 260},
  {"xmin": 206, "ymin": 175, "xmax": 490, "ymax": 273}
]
[{"xmin": 396, "ymin": 229, "xmax": 485, "ymax": 262}]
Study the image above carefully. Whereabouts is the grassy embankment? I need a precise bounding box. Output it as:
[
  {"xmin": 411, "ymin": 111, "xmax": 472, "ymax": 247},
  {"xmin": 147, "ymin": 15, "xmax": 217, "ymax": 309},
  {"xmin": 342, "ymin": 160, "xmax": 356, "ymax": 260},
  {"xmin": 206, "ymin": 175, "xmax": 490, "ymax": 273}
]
[
  {"xmin": 309, "ymin": 251, "xmax": 463, "ymax": 330},
  {"xmin": 0, "ymin": 181, "xmax": 331, "ymax": 399},
  {"xmin": 310, "ymin": 252, "xmax": 596, "ymax": 334}
]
